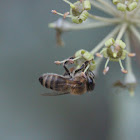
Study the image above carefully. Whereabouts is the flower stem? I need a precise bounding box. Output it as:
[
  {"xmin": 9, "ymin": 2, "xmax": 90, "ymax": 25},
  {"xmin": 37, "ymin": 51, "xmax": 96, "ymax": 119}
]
[
  {"xmin": 63, "ymin": 0, "xmax": 75, "ymax": 8},
  {"xmin": 125, "ymin": 31, "xmax": 132, "ymax": 73},
  {"xmin": 132, "ymin": 3, "xmax": 140, "ymax": 17},
  {"xmin": 69, "ymin": 22, "xmax": 113, "ymax": 30},
  {"xmin": 88, "ymin": 14, "xmax": 121, "ymax": 23},
  {"xmin": 130, "ymin": 25, "xmax": 140, "ymax": 43},
  {"xmin": 96, "ymin": 0, "xmax": 120, "ymax": 16},
  {"xmin": 132, "ymin": 19, "xmax": 140, "ymax": 24},
  {"xmin": 54, "ymin": 11, "xmax": 71, "ymax": 18},
  {"xmin": 119, "ymin": 59, "xmax": 125, "ymax": 70},
  {"xmin": 105, "ymin": 58, "xmax": 110, "ymax": 68},
  {"xmin": 90, "ymin": 25, "xmax": 121, "ymax": 54},
  {"xmin": 90, "ymin": 0, "xmax": 116, "ymax": 16},
  {"xmin": 116, "ymin": 23, "xmax": 127, "ymax": 40}
]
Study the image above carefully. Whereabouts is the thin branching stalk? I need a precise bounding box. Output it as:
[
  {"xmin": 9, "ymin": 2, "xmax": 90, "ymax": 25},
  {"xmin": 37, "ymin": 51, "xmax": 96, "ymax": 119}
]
[
  {"xmin": 131, "ymin": 4, "xmax": 140, "ymax": 17},
  {"xmin": 90, "ymin": 25, "xmax": 121, "ymax": 54},
  {"xmin": 116, "ymin": 23, "xmax": 127, "ymax": 40},
  {"xmin": 88, "ymin": 14, "xmax": 121, "ymax": 23},
  {"xmin": 90, "ymin": 0, "xmax": 115, "ymax": 16},
  {"xmin": 69, "ymin": 22, "xmax": 113, "ymax": 30},
  {"xmin": 125, "ymin": 32, "xmax": 132, "ymax": 73},
  {"xmin": 136, "ymin": 24, "xmax": 140, "ymax": 28},
  {"xmin": 130, "ymin": 25, "xmax": 140, "ymax": 43},
  {"xmin": 96, "ymin": 0, "xmax": 120, "ymax": 16},
  {"xmin": 132, "ymin": 19, "xmax": 140, "ymax": 24}
]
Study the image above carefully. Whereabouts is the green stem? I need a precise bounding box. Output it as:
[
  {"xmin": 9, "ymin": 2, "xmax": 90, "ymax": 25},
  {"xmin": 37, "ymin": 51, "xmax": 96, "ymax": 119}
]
[
  {"xmin": 105, "ymin": 58, "xmax": 110, "ymax": 68},
  {"xmin": 132, "ymin": 3, "xmax": 140, "ymax": 17},
  {"xmin": 125, "ymin": 31, "xmax": 132, "ymax": 73},
  {"xmin": 90, "ymin": 25, "xmax": 121, "ymax": 54},
  {"xmin": 130, "ymin": 25, "xmax": 140, "ymax": 43},
  {"xmin": 69, "ymin": 22, "xmax": 113, "ymax": 30},
  {"xmin": 96, "ymin": 0, "xmax": 120, "ymax": 16},
  {"xmin": 88, "ymin": 14, "xmax": 121, "ymax": 23},
  {"xmin": 63, "ymin": 0, "xmax": 75, "ymax": 8},
  {"xmin": 116, "ymin": 23, "xmax": 127, "ymax": 40},
  {"xmin": 119, "ymin": 59, "xmax": 124, "ymax": 70},
  {"xmin": 55, "ymin": 12, "xmax": 71, "ymax": 18},
  {"xmin": 90, "ymin": 0, "xmax": 116, "ymax": 16},
  {"xmin": 131, "ymin": 19, "xmax": 140, "ymax": 24},
  {"xmin": 136, "ymin": 23, "xmax": 140, "ymax": 28}
]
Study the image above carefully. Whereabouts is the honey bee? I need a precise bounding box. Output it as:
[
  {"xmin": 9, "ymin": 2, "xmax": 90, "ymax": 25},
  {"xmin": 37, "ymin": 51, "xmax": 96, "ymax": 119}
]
[{"xmin": 39, "ymin": 60, "xmax": 95, "ymax": 96}]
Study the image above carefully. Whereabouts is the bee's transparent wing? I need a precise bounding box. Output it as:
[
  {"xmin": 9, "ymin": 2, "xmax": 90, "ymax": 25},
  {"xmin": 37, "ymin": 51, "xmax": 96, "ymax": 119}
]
[{"xmin": 41, "ymin": 92, "xmax": 69, "ymax": 96}]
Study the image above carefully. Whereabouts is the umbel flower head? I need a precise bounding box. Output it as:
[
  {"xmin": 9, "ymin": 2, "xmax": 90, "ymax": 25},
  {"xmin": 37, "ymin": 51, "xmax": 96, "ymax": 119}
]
[
  {"xmin": 48, "ymin": 0, "xmax": 140, "ymax": 96},
  {"xmin": 96, "ymin": 38, "xmax": 136, "ymax": 74},
  {"xmin": 113, "ymin": 0, "xmax": 139, "ymax": 11},
  {"xmin": 74, "ymin": 49, "xmax": 96, "ymax": 71},
  {"xmin": 52, "ymin": 0, "xmax": 91, "ymax": 24},
  {"xmin": 55, "ymin": 49, "xmax": 96, "ymax": 73}
]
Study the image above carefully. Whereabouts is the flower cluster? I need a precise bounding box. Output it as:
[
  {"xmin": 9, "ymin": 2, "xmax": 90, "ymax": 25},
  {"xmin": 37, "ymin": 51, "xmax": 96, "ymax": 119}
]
[
  {"xmin": 52, "ymin": 0, "xmax": 91, "ymax": 24},
  {"xmin": 96, "ymin": 38, "xmax": 135, "ymax": 74},
  {"xmin": 113, "ymin": 0, "xmax": 139, "ymax": 11},
  {"xmin": 49, "ymin": 0, "xmax": 140, "ymax": 96},
  {"xmin": 55, "ymin": 49, "xmax": 96, "ymax": 74}
]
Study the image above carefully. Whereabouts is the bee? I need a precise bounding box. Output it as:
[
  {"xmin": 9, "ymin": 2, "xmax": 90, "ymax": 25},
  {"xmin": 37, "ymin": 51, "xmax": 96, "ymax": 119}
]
[{"xmin": 39, "ymin": 60, "xmax": 95, "ymax": 96}]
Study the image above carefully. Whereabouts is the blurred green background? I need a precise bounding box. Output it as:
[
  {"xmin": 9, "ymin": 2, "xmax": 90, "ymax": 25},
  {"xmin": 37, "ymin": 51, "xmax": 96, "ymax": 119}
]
[{"xmin": 0, "ymin": 0, "xmax": 140, "ymax": 139}]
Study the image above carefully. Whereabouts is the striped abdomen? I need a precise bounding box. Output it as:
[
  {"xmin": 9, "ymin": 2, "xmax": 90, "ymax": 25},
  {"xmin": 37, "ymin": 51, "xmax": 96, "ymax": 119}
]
[{"xmin": 39, "ymin": 73, "xmax": 70, "ymax": 92}]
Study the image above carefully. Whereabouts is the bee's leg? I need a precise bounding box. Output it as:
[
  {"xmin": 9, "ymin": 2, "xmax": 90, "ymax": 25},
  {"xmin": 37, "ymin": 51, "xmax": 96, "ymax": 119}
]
[
  {"xmin": 64, "ymin": 56, "xmax": 75, "ymax": 65},
  {"xmin": 63, "ymin": 56, "xmax": 75, "ymax": 77},
  {"xmin": 63, "ymin": 61, "xmax": 72, "ymax": 77},
  {"xmin": 74, "ymin": 61, "xmax": 89, "ymax": 75}
]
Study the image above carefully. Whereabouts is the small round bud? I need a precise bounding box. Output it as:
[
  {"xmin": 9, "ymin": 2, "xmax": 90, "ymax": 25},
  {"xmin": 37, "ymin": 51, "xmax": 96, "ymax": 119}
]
[
  {"xmin": 105, "ymin": 38, "xmax": 115, "ymax": 47},
  {"xmin": 127, "ymin": 2, "xmax": 137, "ymax": 11},
  {"xmin": 71, "ymin": 16, "xmax": 83, "ymax": 24},
  {"xmin": 83, "ymin": 51, "xmax": 94, "ymax": 61},
  {"xmin": 117, "ymin": 3, "xmax": 126, "ymax": 11},
  {"xmin": 115, "ymin": 39, "xmax": 126, "ymax": 49},
  {"xmin": 69, "ymin": 1, "xmax": 90, "ymax": 24},
  {"xmin": 75, "ymin": 49, "xmax": 86, "ymax": 58},
  {"xmin": 84, "ymin": 0, "xmax": 91, "ymax": 10},
  {"xmin": 79, "ymin": 10, "xmax": 89, "ymax": 21},
  {"xmin": 113, "ymin": 0, "xmax": 120, "ymax": 5}
]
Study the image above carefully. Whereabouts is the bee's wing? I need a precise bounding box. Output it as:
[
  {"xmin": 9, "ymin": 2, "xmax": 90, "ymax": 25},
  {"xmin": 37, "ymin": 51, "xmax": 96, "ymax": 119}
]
[{"xmin": 41, "ymin": 92, "xmax": 69, "ymax": 96}]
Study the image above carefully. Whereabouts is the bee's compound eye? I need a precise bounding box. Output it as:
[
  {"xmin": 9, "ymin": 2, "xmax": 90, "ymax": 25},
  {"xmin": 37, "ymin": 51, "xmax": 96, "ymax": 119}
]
[
  {"xmin": 39, "ymin": 76, "xmax": 43, "ymax": 85},
  {"xmin": 87, "ymin": 77, "xmax": 95, "ymax": 91},
  {"xmin": 89, "ymin": 77, "xmax": 93, "ymax": 85}
]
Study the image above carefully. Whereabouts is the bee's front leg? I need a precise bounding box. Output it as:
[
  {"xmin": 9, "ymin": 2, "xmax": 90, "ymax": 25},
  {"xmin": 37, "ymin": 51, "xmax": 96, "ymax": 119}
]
[{"xmin": 74, "ymin": 61, "xmax": 89, "ymax": 75}]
